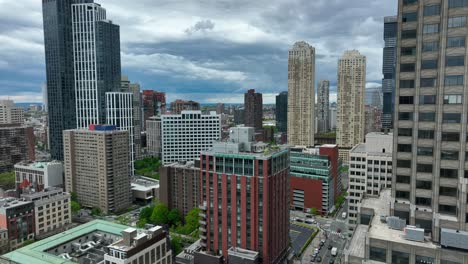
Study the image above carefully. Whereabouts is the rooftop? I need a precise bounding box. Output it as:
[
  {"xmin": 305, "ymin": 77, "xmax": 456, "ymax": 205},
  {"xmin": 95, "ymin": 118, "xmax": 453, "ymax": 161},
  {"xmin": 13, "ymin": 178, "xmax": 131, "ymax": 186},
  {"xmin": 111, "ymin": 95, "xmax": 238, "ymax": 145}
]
[
  {"xmin": 131, "ymin": 176, "xmax": 159, "ymax": 192},
  {"xmin": 0, "ymin": 197, "xmax": 32, "ymax": 209},
  {"xmin": 15, "ymin": 161, "xmax": 62, "ymax": 169},
  {"xmin": 346, "ymin": 224, "xmax": 368, "ymax": 259},
  {"xmin": 228, "ymin": 247, "xmax": 259, "ymax": 260}
]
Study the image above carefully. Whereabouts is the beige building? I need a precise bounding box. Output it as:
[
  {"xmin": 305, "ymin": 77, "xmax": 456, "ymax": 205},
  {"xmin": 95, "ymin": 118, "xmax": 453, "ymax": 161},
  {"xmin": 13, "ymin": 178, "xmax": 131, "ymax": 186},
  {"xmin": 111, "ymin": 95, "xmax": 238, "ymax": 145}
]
[
  {"xmin": 336, "ymin": 50, "xmax": 366, "ymax": 162},
  {"xmin": 0, "ymin": 100, "xmax": 24, "ymax": 125},
  {"xmin": 63, "ymin": 125, "xmax": 131, "ymax": 213},
  {"xmin": 287, "ymin": 41, "xmax": 315, "ymax": 147}
]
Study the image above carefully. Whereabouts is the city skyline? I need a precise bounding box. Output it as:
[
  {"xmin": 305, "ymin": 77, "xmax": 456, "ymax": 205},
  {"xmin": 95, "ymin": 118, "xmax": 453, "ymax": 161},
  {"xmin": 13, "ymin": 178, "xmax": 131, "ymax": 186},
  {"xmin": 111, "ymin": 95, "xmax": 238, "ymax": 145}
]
[{"xmin": 1, "ymin": 0, "xmax": 396, "ymax": 104}]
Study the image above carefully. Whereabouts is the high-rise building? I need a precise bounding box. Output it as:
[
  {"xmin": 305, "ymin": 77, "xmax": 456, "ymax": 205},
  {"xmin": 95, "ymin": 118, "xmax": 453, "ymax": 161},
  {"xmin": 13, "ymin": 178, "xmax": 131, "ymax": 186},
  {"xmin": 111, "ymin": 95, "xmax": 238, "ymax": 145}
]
[
  {"xmin": 42, "ymin": 83, "xmax": 48, "ymax": 112},
  {"xmin": 159, "ymin": 161, "xmax": 200, "ymax": 217},
  {"xmin": 72, "ymin": 2, "xmax": 121, "ymax": 128},
  {"xmin": 0, "ymin": 100, "xmax": 24, "ymax": 125},
  {"xmin": 121, "ymin": 76, "xmax": 142, "ymax": 160},
  {"xmin": 146, "ymin": 116, "xmax": 162, "ymax": 158},
  {"xmin": 142, "ymin": 90, "xmax": 166, "ymax": 128},
  {"xmin": 106, "ymin": 92, "xmax": 135, "ymax": 174},
  {"xmin": 244, "ymin": 89, "xmax": 263, "ymax": 131},
  {"xmin": 147, "ymin": 111, "xmax": 221, "ymax": 164},
  {"xmin": 317, "ymin": 80, "xmax": 330, "ymax": 133},
  {"xmin": 336, "ymin": 50, "xmax": 366, "ymax": 162},
  {"xmin": 0, "ymin": 124, "xmax": 35, "ymax": 174},
  {"xmin": 170, "ymin": 99, "xmax": 199, "ymax": 115},
  {"xmin": 382, "ymin": 16, "xmax": 398, "ymax": 130},
  {"xmin": 287, "ymin": 41, "xmax": 316, "ymax": 147},
  {"xmin": 365, "ymin": 87, "xmax": 383, "ymax": 108},
  {"xmin": 365, "ymin": 105, "xmax": 383, "ymax": 135},
  {"xmin": 199, "ymin": 127, "xmax": 290, "ymax": 263},
  {"xmin": 234, "ymin": 108, "xmax": 245, "ymax": 125},
  {"xmin": 63, "ymin": 125, "xmax": 131, "ymax": 213},
  {"xmin": 329, "ymin": 106, "xmax": 337, "ymax": 130},
  {"xmin": 275, "ymin": 91, "xmax": 288, "ymax": 133},
  {"xmin": 216, "ymin": 103, "xmax": 225, "ymax": 115}
]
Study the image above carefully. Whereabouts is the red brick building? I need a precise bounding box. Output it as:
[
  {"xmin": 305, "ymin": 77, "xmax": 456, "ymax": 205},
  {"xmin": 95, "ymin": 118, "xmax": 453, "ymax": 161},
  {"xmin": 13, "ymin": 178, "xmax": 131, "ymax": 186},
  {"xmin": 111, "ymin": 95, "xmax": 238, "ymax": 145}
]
[
  {"xmin": 170, "ymin": 99, "xmax": 200, "ymax": 114},
  {"xmin": 142, "ymin": 90, "xmax": 166, "ymax": 128}
]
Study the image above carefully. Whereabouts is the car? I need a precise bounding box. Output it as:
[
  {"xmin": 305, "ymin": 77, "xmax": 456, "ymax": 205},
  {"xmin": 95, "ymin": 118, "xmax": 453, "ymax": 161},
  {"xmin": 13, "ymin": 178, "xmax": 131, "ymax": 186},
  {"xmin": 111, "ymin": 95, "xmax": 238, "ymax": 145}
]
[
  {"xmin": 296, "ymin": 218, "xmax": 304, "ymax": 223},
  {"xmin": 314, "ymin": 248, "xmax": 319, "ymax": 254},
  {"xmin": 319, "ymin": 241, "xmax": 325, "ymax": 247},
  {"xmin": 305, "ymin": 219, "xmax": 313, "ymax": 224},
  {"xmin": 328, "ymin": 245, "xmax": 333, "ymax": 250},
  {"xmin": 329, "ymin": 260, "xmax": 334, "ymax": 264},
  {"xmin": 316, "ymin": 256, "xmax": 322, "ymax": 263},
  {"xmin": 305, "ymin": 214, "xmax": 313, "ymax": 218}
]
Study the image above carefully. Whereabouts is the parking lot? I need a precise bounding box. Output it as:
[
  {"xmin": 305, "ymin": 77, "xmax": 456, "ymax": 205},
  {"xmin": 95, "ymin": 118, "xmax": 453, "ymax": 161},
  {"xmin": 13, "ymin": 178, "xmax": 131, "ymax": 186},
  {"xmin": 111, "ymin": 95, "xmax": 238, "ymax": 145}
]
[{"xmin": 290, "ymin": 223, "xmax": 316, "ymax": 255}]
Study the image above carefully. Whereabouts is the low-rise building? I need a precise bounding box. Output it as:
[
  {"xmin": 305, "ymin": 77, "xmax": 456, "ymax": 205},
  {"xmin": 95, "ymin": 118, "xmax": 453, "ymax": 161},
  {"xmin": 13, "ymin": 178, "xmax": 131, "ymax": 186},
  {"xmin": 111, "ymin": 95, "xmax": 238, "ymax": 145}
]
[
  {"xmin": 0, "ymin": 198, "xmax": 34, "ymax": 251},
  {"xmin": 14, "ymin": 161, "xmax": 64, "ymax": 193},
  {"xmin": 20, "ymin": 187, "xmax": 71, "ymax": 238},
  {"xmin": 0, "ymin": 229, "xmax": 8, "ymax": 254},
  {"xmin": 131, "ymin": 176, "xmax": 159, "ymax": 204},
  {"xmin": 0, "ymin": 100, "xmax": 24, "ymax": 125}
]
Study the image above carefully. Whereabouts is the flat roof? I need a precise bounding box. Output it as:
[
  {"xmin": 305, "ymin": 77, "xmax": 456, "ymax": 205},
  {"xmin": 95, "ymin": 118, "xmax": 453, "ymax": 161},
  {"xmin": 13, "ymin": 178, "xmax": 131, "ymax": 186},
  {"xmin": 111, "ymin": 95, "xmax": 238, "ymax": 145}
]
[
  {"xmin": 346, "ymin": 225, "xmax": 368, "ymax": 258},
  {"xmin": 3, "ymin": 220, "xmax": 130, "ymax": 264}
]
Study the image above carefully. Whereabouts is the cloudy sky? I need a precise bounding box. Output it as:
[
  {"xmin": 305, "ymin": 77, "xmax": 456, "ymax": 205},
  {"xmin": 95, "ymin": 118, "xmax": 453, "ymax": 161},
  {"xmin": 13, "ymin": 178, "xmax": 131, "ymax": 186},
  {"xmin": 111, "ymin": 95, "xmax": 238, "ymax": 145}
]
[{"xmin": 0, "ymin": 0, "xmax": 397, "ymax": 104}]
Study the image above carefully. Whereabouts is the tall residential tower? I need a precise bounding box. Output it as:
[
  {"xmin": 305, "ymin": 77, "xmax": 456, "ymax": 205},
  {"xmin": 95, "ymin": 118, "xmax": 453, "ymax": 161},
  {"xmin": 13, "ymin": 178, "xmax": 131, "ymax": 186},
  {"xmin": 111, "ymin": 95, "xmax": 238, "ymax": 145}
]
[
  {"xmin": 382, "ymin": 16, "xmax": 398, "ymax": 130},
  {"xmin": 244, "ymin": 89, "xmax": 263, "ymax": 131},
  {"xmin": 275, "ymin": 91, "xmax": 288, "ymax": 133},
  {"xmin": 317, "ymin": 80, "xmax": 330, "ymax": 133}
]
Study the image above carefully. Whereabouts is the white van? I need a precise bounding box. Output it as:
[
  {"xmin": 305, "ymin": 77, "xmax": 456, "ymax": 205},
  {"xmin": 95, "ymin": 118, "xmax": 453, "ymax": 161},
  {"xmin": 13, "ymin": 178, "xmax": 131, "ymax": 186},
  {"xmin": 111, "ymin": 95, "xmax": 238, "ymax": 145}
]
[
  {"xmin": 342, "ymin": 212, "xmax": 347, "ymax": 219},
  {"xmin": 331, "ymin": 247, "xmax": 338, "ymax": 256}
]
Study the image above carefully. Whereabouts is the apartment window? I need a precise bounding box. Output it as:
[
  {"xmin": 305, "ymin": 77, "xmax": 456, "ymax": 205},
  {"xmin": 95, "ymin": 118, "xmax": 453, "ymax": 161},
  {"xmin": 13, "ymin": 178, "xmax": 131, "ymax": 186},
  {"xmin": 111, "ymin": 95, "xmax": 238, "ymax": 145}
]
[
  {"xmin": 402, "ymin": 29, "xmax": 417, "ymax": 39},
  {"xmin": 421, "ymin": 59, "xmax": 438, "ymax": 69},
  {"xmin": 398, "ymin": 128, "xmax": 413, "ymax": 137},
  {"xmin": 441, "ymin": 168, "xmax": 458, "ymax": 179},
  {"xmin": 401, "ymin": 47, "xmax": 416, "ymax": 56},
  {"xmin": 442, "ymin": 132, "xmax": 460, "ymax": 141},
  {"xmin": 449, "ymin": 0, "xmax": 468, "ymax": 8},
  {"xmin": 417, "ymin": 164, "xmax": 433, "ymax": 173},
  {"xmin": 416, "ymin": 180, "xmax": 432, "ymax": 190},
  {"xmin": 400, "ymin": 80, "xmax": 415, "ymax": 89},
  {"xmin": 400, "ymin": 63, "xmax": 416, "ymax": 72},
  {"xmin": 441, "ymin": 151, "xmax": 459, "ymax": 160},
  {"xmin": 440, "ymin": 186, "xmax": 458, "ymax": 197},
  {"xmin": 399, "ymin": 112, "xmax": 413, "ymax": 121},
  {"xmin": 443, "ymin": 113, "xmax": 461, "ymax": 123},
  {"xmin": 392, "ymin": 251, "xmax": 410, "ymax": 264},
  {"xmin": 399, "ymin": 96, "xmax": 414, "ymax": 104},
  {"xmin": 418, "ymin": 130, "xmax": 434, "ymax": 139},
  {"xmin": 439, "ymin": 204, "xmax": 457, "ymax": 215},
  {"xmin": 423, "ymin": 24, "xmax": 439, "ymax": 34},
  {"xmin": 398, "ymin": 144, "xmax": 412, "ymax": 153},
  {"xmin": 423, "ymin": 41, "xmax": 438, "ymax": 52},
  {"xmin": 416, "ymin": 197, "xmax": 432, "ymax": 206},
  {"xmin": 396, "ymin": 191, "xmax": 410, "ymax": 199},
  {"xmin": 419, "ymin": 95, "xmax": 436, "ymax": 104},
  {"xmin": 444, "ymin": 95, "xmax": 463, "ymax": 104},
  {"xmin": 447, "ymin": 36, "xmax": 465, "ymax": 48},
  {"xmin": 424, "ymin": 4, "xmax": 440, "ymax": 16},
  {"xmin": 402, "ymin": 12, "xmax": 418, "ymax": 22},
  {"xmin": 441, "ymin": 260, "xmax": 461, "ymax": 264},
  {"xmin": 417, "ymin": 147, "xmax": 433, "ymax": 156},
  {"xmin": 370, "ymin": 247, "xmax": 387, "ymax": 262},
  {"xmin": 419, "ymin": 112, "xmax": 435, "ymax": 122},
  {"xmin": 448, "ymin": 16, "xmax": 466, "ymax": 28},
  {"xmin": 420, "ymin": 77, "xmax": 437, "ymax": 88},
  {"xmin": 397, "ymin": 159, "xmax": 411, "ymax": 168},
  {"xmin": 445, "ymin": 75, "xmax": 464, "ymax": 86},
  {"xmin": 396, "ymin": 175, "xmax": 410, "ymax": 184},
  {"xmin": 446, "ymin": 56, "xmax": 465, "ymax": 67}
]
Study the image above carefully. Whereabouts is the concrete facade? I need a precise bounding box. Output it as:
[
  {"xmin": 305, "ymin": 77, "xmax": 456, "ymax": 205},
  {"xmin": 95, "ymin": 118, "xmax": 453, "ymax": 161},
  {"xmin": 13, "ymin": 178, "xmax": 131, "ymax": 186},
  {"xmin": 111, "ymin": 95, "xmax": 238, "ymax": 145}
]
[
  {"xmin": 317, "ymin": 80, "xmax": 330, "ymax": 133},
  {"xmin": 0, "ymin": 100, "xmax": 23, "ymax": 125},
  {"xmin": 14, "ymin": 161, "xmax": 64, "ymax": 193}
]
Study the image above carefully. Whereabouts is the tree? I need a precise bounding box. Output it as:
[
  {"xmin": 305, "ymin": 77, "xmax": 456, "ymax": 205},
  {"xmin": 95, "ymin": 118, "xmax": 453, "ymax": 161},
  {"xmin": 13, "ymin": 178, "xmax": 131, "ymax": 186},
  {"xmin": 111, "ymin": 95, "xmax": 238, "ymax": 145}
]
[
  {"xmin": 150, "ymin": 202, "xmax": 169, "ymax": 225},
  {"xmin": 167, "ymin": 209, "xmax": 182, "ymax": 227},
  {"xmin": 71, "ymin": 201, "xmax": 81, "ymax": 214},
  {"xmin": 170, "ymin": 235, "xmax": 184, "ymax": 255},
  {"xmin": 136, "ymin": 218, "xmax": 147, "ymax": 228},
  {"xmin": 70, "ymin": 192, "xmax": 78, "ymax": 202},
  {"xmin": 91, "ymin": 207, "xmax": 102, "ymax": 216},
  {"xmin": 140, "ymin": 206, "xmax": 154, "ymax": 221},
  {"xmin": 310, "ymin": 208, "xmax": 319, "ymax": 216},
  {"xmin": 0, "ymin": 171, "xmax": 15, "ymax": 190}
]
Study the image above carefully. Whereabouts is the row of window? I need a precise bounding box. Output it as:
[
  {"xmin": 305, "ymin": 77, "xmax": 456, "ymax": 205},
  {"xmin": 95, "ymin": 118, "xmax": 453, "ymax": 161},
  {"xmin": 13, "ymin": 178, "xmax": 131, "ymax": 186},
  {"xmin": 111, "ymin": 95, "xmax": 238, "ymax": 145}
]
[
  {"xmin": 399, "ymin": 95, "xmax": 463, "ymax": 105},
  {"xmin": 401, "ymin": 57, "xmax": 465, "ymax": 72},
  {"xmin": 398, "ymin": 129, "xmax": 462, "ymax": 141},
  {"xmin": 401, "ymin": 75, "xmax": 464, "ymax": 89},
  {"xmin": 403, "ymin": 16, "xmax": 467, "ymax": 34},
  {"xmin": 399, "ymin": 111, "xmax": 464, "ymax": 123}
]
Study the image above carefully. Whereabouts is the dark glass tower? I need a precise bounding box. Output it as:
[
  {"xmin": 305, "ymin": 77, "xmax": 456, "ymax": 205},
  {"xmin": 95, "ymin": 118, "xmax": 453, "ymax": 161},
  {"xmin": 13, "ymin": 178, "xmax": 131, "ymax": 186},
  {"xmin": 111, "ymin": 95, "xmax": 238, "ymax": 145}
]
[
  {"xmin": 275, "ymin": 91, "xmax": 288, "ymax": 133},
  {"xmin": 382, "ymin": 16, "xmax": 398, "ymax": 130}
]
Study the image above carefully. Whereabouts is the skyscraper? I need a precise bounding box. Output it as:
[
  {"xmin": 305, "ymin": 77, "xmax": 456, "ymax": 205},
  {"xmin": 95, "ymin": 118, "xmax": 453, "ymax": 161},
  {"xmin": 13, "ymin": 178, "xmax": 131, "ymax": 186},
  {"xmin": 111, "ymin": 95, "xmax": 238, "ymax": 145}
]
[
  {"xmin": 275, "ymin": 91, "xmax": 288, "ymax": 133},
  {"xmin": 244, "ymin": 89, "xmax": 263, "ymax": 131},
  {"xmin": 382, "ymin": 16, "xmax": 398, "ymax": 130},
  {"xmin": 317, "ymin": 80, "xmax": 330, "ymax": 133},
  {"xmin": 287, "ymin": 41, "xmax": 315, "ymax": 147},
  {"xmin": 121, "ymin": 76, "xmax": 142, "ymax": 160},
  {"xmin": 72, "ymin": 2, "xmax": 121, "ymax": 128},
  {"xmin": 142, "ymin": 90, "xmax": 166, "ymax": 126},
  {"xmin": 42, "ymin": 0, "xmax": 92, "ymax": 160},
  {"xmin": 336, "ymin": 50, "xmax": 366, "ymax": 161}
]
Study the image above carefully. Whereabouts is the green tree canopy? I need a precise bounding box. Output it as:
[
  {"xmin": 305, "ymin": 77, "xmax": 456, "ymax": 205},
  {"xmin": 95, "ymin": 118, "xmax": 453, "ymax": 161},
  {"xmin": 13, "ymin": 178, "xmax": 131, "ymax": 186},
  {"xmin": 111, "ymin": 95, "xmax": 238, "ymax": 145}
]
[{"xmin": 150, "ymin": 202, "xmax": 169, "ymax": 225}]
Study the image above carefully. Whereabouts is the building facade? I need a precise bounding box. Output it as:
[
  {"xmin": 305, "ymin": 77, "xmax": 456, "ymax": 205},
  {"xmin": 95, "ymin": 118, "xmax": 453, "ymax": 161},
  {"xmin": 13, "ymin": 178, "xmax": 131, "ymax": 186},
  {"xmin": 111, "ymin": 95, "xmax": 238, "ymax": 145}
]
[
  {"xmin": 382, "ymin": 16, "xmax": 398, "ymax": 130},
  {"xmin": 72, "ymin": 2, "xmax": 121, "ymax": 128},
  {"xmin": 336, "ymin": 50, "xmax": 366, "ymax": 162},
  {"xmin": 317, "ymin": 80, "xmax": 330, "ymax": 133},
  {"xmin": 199, "ymin": 127, "xmax": 290, "ymax": 264},
  {"xmin": 63, "ymin": 125, "xmax": 131, "ymax": 213},
  {"xmin": 244, "ymin": 89, "xmax": 263, "ymax": 131},
  {"xmin": 348, "ymin": 132, "xmax": 393, "ymax": 230},
  {"xmin": 0, "ymin": 198, "xmax": 35, "ymax": 251},
  {"xmin": 121, "ymin": 76, "xmax": 142, "ymax": 160},
  {"xmin": 287, "ymin": 41, "xmax": 316, "ymax": 147},
  {"xmin": 159, "ymin": 161, "xmax": 200, "ymax": 217},
  {"xmin": 0, "ymin": 100, "xmax": 24, "ymax": 125},
  {"xmin": 0, "ymin": 124, "xmax": 35, "ymax": 174},
  {"xmin": 290, "ymin": 145, "xmax": 340, "ymax": 214},
  {"xmin": 275, "ymin": 91, "xmax": 288, "ymax": 133},
  {"xmin": 14, "ymin": 161, "xmax": 64, "ymax": 193},
  {"xmin": 142, "ymin": 90, "xmax": 166, "ymax": 128},
  {"xmin": 146, "ymin": 116, "xmax": 162, "ymax": 158},
  {"xmin": 365, "ymin": 105, "xmax": 383, "ymax": 135},
  {"xmin": 171, "ymin": 100, "xmax": 200, "ymax": 114}
]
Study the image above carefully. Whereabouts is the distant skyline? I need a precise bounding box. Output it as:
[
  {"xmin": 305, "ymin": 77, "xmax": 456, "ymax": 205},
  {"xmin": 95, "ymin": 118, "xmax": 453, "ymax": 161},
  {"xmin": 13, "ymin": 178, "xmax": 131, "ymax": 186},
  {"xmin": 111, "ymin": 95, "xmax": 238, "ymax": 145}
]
[{"xmin": 0, "ymin": 0, "xmax": 396, "ymax": 104}]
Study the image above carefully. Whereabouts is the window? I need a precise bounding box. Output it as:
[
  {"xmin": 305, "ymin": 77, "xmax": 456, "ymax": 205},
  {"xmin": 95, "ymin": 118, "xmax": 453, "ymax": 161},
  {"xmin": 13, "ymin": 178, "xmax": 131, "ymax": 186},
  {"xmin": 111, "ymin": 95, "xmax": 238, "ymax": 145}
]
[
  {"xmin": 396, "ymin": 191, "xmax": 410, "ymax": 199},
  {"xmin": 447, "ymin": 36, "xmax": 465, "ymax": 48},
  {"xmin": 424, "ymin": 4, "xmax": 440, "ymax": 16},
  {"xmin": 400, "ymin": 79, "xmax": 415, "ymax": 88},
  {"xmin": 423, "ymin": 41, "xmax": 438, "ymax": 52},
  {"xmin": 448, "ymin": 16, "xmax": 466, "ymax": 28},
  {"xmin": 420, "ymin": 77, "xmax": 437, "ymax": 88},
  {"xmin": 419, "ymin": 95, "xmax": 436, "ymax": 104},
  {"xmin": 417, "ymin": 147, "xmax": 433, "ymax": 156},
  {"xmin": 419, "ymin": 130, "xmax": 434, "ymax": 139},
  {"xmin": 449, "ymin": 0, "xmax": 468, "ymax": 8},
  {"xmin": 416, "ymin": 197, "xmax": 432, "ymax": 206},
  {"xmin": 441, "ymin": 260, "xmax": 461, "ymax": 264},
  {"xmin": 441, "ymin": 151, "xmax": 459, "ymax": 160},
  {"xmin": 443, "ymin": 113, "xmax": 461, "ymax": 123},
  {"xmin": 439, "ymin": 204, "xmax": 457, "ymax": 215},
  {"xmin": 416, "ymin": 180, "xmax": 432, "ymax": 190},
  {"xmin": 397, "ymin": 159, "xmax": 411, "ymax": 168},
  {"xmin": 442, "ymin": 132, "xmax": 460, "ymax": 141},
  {"xmin": 440, "ymin": 186, "xmax": 458, "ymax": 197},
  {"xmin": 446, "ymin": 56, "xmax": 465, "ymax": 67},
  {"xmin": 398, "ymin": 128, "xmax": 413, "ymax": 137},
  {"xmin": 445, "ymin": 75, "xmax": 464, "ymax": 86},
  {"xmin": 421, "ymin": 59, "xmax": 438, "ymax": 69},
  {"xmin": 441, "ymin": 168, "xmax": 458, "ymax": 179},
  {"xmin": 419, "ymin": 112, "xmax": 435, "ymax": 122},
  {"xmin": 399, "ymin": 112, "xmax": 413, "ymax": 121},
  {"xmin": 403, "ymin": 12, "xmax": 418, "ymax": 22},
  {"xmin": 423, "ymin": 23, "xmax": 439, "ymax": 34},
  {"xmin": 396, "ymin": 175, "xmax": 410, "ymax": 183},
  {"xmin": 398, "ymin": 144, "xmax": 412, "ymax": 153},
  {"xmin": 400, "ymin": 63, "xmax": 415, "ymax": 72},
  {"xmin": 401, "ymin": 47, "xmax": 416, "ymax": 56},
  {"xmin": 444, "ymin": 95, "xmax": 463, "ymax": 104},
  {"xmin": 399, "ymin": 96, "xmax": 414, "ymax": 104},
  {"xmin": 402, "ymin": 29, "xmax": 417, "ymax": 39},
  {"xmin": 417, "ymin": 164, "xmax": 433, "ymax": 173},
  {"xmin": 370, "ymin": 247, "xmax": 387, "ymax": 262},
  {"xmin": 392, "ymin": 251, "xmax": 410, "ymax": 264}
]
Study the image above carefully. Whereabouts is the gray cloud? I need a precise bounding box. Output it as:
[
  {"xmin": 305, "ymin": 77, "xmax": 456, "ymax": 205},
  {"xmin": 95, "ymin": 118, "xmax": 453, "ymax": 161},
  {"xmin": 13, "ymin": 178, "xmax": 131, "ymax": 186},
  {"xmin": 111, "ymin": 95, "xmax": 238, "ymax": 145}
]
[{"xmin": 185, "ymin": 20, "xmax": 215, "ymax": 35}]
